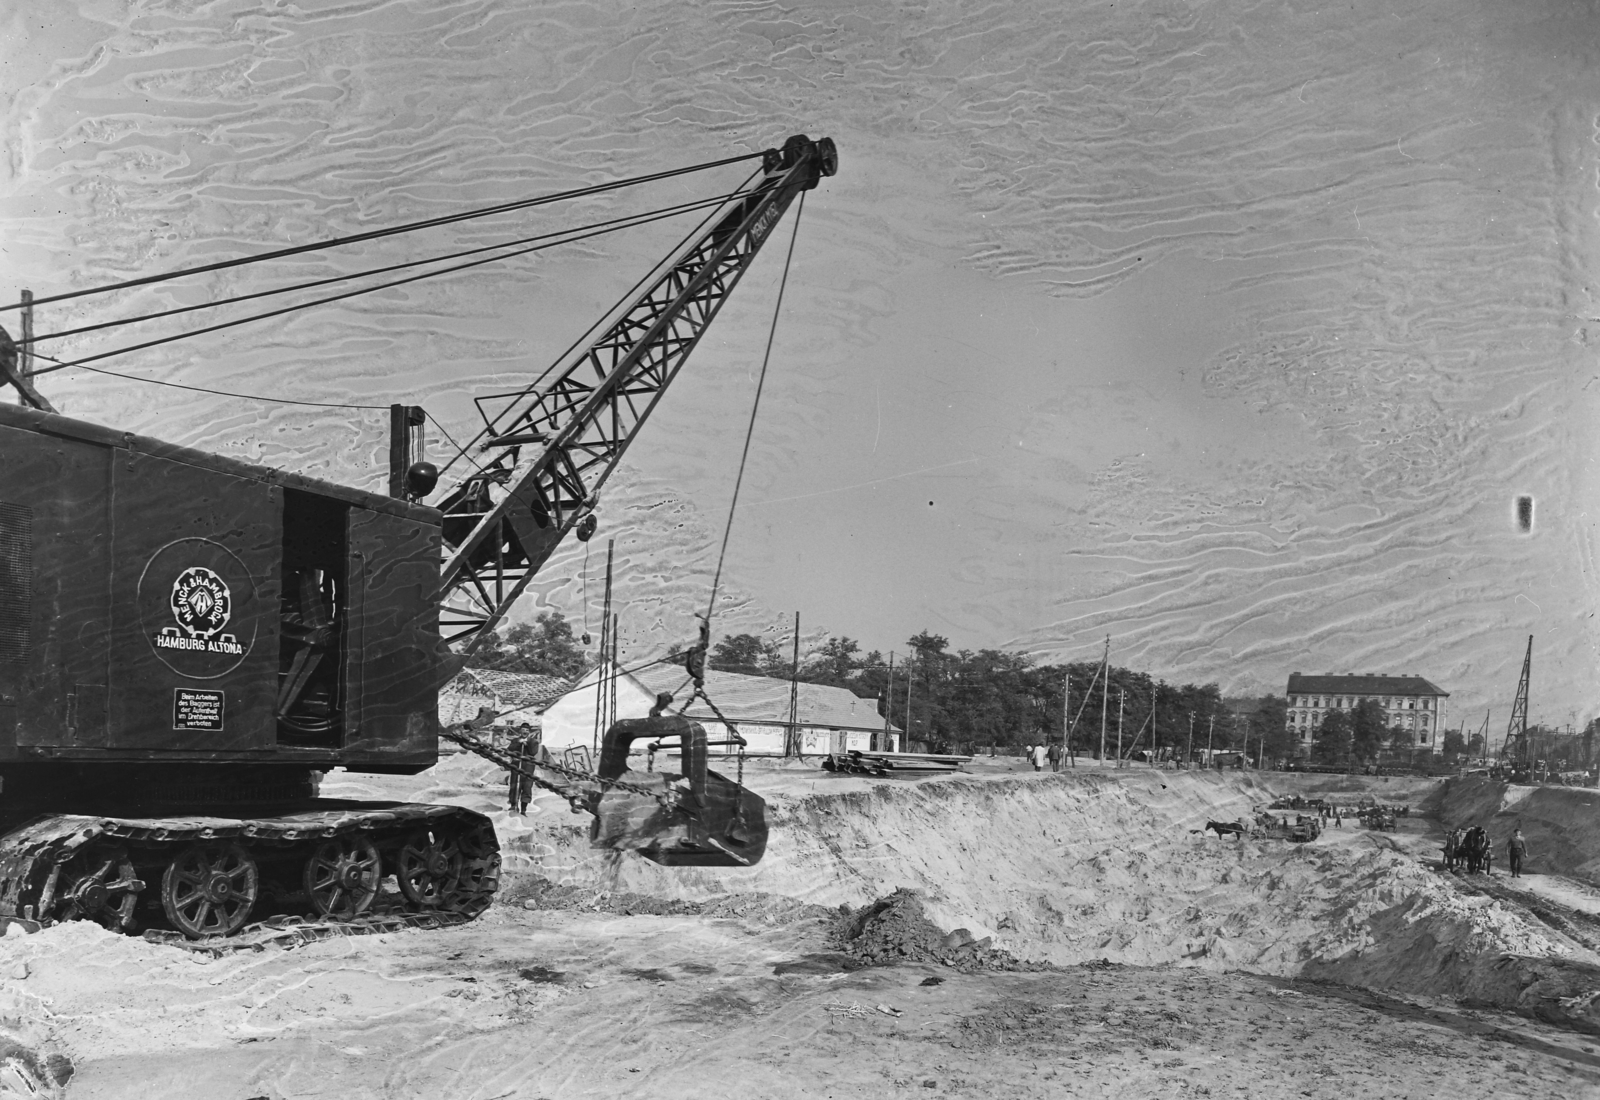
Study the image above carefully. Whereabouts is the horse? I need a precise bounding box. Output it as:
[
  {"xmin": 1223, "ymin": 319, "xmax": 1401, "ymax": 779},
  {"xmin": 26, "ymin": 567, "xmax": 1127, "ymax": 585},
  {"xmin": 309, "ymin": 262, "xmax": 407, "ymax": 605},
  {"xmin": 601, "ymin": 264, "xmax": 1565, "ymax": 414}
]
[
  {"xmin": 1206, "ymin": 820, "xmax": 1247, "ymax": 839},
  {"xmin": 1458, "ymin": 826, "xmax": 1492, "ymax": 874}
]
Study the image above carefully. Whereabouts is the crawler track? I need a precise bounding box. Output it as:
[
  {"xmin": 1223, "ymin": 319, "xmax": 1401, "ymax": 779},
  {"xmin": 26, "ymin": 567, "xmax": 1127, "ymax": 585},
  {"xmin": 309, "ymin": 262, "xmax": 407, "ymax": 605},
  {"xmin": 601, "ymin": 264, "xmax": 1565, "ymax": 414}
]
[{"xmin": 0, "ymin": 801, "xmax": 500, "ymax": 939}]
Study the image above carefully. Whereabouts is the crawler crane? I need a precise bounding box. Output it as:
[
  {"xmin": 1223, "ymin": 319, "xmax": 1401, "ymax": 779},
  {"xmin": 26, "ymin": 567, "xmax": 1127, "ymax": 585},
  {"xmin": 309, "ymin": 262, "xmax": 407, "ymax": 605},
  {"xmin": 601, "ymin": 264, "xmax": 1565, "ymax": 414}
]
[{"xmin": 0, "ymin": 134, "xmax": 836, "ymax": 937}]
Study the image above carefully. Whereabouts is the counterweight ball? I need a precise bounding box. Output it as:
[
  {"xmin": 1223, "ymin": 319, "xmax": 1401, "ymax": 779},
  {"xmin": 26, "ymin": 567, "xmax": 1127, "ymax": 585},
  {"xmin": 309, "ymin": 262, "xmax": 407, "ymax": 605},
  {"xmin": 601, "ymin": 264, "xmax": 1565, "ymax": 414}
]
[{"xmin": 405, "ymin": 461, "xmax": 439, "ymax": 498}]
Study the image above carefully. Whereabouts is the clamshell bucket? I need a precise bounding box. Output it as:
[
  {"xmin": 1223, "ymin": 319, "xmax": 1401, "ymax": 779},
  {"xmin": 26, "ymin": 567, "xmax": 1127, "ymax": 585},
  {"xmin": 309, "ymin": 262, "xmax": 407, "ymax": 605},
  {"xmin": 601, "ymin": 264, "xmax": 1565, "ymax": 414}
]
[{"xmin": 588, "ymin": 716, "xmax": 767, "ymax": 867}]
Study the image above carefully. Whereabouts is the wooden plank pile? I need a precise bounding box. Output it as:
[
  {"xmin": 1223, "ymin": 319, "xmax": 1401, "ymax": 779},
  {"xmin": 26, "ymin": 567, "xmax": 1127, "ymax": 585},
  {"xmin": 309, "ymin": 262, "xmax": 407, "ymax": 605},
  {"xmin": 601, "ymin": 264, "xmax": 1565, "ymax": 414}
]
[{"xmin": 821, "ymin": 750, "xmax": 970, "ymax": 779}]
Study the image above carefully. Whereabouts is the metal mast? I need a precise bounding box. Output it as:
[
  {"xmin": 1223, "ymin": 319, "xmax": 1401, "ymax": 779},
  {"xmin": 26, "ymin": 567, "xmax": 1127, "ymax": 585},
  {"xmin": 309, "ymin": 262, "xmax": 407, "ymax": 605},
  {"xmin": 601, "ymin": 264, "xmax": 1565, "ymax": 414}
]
[{"xmin": 1502, "ymin": 635, "xmax": 1532, "ymax": 768}]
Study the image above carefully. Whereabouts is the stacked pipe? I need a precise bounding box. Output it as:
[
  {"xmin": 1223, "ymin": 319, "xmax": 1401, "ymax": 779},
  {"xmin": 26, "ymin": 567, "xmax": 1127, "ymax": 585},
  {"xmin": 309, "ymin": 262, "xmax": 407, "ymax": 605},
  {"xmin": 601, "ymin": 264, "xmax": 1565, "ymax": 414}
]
[{"xmin": 821, "ymin": 751, "xmax": 970, "ymax": 779}]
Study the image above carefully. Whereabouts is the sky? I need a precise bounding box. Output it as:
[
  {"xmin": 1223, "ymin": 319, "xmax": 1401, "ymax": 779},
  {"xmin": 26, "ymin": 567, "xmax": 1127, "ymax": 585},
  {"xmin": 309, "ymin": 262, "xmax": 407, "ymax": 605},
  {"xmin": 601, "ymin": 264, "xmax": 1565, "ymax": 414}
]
[{"xmin": 3, "ymin": 0, "xmax": 1600, "ymax": 731}]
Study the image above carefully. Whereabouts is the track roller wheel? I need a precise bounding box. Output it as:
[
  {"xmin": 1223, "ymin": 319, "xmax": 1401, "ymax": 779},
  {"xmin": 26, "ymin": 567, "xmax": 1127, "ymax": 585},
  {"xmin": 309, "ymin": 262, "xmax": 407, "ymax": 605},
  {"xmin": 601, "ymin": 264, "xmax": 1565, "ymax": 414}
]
[
  {"xmin": 439, "ymin": 820, "xmax": 501, "ymax": 918},
  {"xmin": 303, "ymin": 835, "xmax": 381, "ymax": 920},
  {"xmin": 56, "ymin": 846, "xmax": 144, "ymax": 932},
  {"xmin": 395, "ymin": 828, "xmax": 462, "ymax": 909},
  {"xmin": 161, "ymin": 843, "xmax": 259, "ymax": 938}
]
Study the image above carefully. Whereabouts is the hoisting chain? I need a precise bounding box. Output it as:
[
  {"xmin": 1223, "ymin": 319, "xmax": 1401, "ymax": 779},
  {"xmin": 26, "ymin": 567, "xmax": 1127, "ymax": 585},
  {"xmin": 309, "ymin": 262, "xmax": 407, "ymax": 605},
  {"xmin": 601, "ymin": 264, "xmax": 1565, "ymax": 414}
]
[
  {"xmin": 439, "ymin": 727, "xmax": 672, "ymax": 806},
  {"xmin": 686, "ymin": 686, "xmax": 750, "ymax": 826}
]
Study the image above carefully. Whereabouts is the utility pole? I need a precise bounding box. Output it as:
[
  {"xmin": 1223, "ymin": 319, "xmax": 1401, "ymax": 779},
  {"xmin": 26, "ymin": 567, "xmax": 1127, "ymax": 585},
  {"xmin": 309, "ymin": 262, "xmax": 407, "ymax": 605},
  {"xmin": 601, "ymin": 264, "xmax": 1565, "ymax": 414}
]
[
  {"xmin": 1186, "ymin": 713, "xmax": 1195, "ymax": 770},
  {"xmin": 1241, "ymin": 712, "xmax": 1250, "ymax": 770},
  {"xmin": 608, "ymin": 610, "xmax": 619, "ymax": 746},
  {"xmin": 905, "ymin": 650, "xmax": 914, "ymax": 751},
  {"xmin": 882, "ymin": 651, "xmax": 894, "ymax": 753},
  {"xmin": 785, "ymin": 612, "xmax": 801, "ymax": 757},
  {"xmin": 592, "ymin": 538, "xmax": 615, "ymax": 755},
  {"xmin": 1098, "ymin": 636, "xmax": 1110, "ymax": 763},
  {"xmin": 1151, "ymin": 687, "xmax": 1159, "ymax": 766},
  {"xmin": 1206, "ymin": 715, "xmax": 1215, "ymax": 769},
  {"xmin": 1064, "ymin": 670, "xmax": 1075, "ymax": 768},
  {"xmin": 1, "ymin": 290, "xmax": 53, "ymax": 412},
  {"xmin": 1116, "ymin": 688, "xmax": 1125, "ymax": 769}
]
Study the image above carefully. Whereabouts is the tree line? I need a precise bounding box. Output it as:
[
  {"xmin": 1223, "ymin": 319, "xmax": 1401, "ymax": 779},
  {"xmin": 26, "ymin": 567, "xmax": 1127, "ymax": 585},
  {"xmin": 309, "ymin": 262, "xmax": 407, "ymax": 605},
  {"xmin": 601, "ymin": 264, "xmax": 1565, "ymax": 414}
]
[
  {"xmin": 464, "ymin": 616, "xmax": 1316, "ymax": 763},
  {"xmin": 711, "ymin": 630, "xmax": 1298, "ymax": 760},
  {"xmin": 443, "ymin": 612, "xmax": 1600, "ymax": 770}
]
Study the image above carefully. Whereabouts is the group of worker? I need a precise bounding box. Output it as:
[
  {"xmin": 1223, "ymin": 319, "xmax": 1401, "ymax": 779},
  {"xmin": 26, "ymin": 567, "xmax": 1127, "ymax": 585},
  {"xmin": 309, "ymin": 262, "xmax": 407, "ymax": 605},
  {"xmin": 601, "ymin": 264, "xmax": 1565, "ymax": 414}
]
[
  {"xmin": 1489, "ymin": 826, "xmax": 1531, "ymax": 877},
  {"xmin": 1443, "ymin": 824, "xmax": 1532, "ymax": 877},
  {"xmin": 1024, "ymin": 743, "xmax": 1063, "ymax": 771}
]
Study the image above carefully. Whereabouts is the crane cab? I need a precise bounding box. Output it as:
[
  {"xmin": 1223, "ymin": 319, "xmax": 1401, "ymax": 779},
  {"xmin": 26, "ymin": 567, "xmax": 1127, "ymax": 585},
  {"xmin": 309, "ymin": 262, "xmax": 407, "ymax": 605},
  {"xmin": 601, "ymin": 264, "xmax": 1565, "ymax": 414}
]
[{"xmin": 0, "ymin": 404, "xmax": 450, "ymax": 808}]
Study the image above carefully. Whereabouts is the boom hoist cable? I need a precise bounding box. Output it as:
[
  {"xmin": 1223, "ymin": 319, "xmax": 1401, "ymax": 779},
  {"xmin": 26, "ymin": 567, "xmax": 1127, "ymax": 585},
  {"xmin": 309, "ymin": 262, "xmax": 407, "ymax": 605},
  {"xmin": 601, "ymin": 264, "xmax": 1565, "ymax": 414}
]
[
  {"xmin": 26, "ymin": 187, "xmax": 758, "ymax": 380},
  {"xmin": 1, "ymin": 151, "xmax": 763, "ymax": 315},
  {"xmin": 669, "ymin": 190, "xmax": 807, "ymax": 804}
]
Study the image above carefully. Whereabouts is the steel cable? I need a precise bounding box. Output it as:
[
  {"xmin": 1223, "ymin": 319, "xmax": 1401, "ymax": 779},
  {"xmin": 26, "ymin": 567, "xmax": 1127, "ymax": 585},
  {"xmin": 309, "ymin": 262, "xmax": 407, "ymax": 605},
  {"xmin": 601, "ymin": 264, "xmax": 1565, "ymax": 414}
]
[{"xmin": 1, "ymin": 151, "xmax": 763, "ymax": 314}]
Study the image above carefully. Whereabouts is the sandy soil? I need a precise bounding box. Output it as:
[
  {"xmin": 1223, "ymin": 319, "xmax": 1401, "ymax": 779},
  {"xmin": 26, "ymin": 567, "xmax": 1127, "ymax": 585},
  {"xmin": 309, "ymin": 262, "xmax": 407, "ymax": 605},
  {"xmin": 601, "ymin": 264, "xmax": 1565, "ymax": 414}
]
[
  {"xmin": 0, "ymin": 760, "xmax": 1596, "ymax": 1098},
  {"xmin": 9, "ymin": 905, "xmax": 1593, "ymax": 1100}
]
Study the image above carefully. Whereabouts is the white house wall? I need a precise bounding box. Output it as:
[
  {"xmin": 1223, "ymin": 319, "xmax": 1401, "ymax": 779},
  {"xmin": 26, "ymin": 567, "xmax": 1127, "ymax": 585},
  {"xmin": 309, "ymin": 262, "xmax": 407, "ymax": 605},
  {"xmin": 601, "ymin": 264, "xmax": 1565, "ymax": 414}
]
[{"xmin": 540, "ymin": 670, "xmax": 657, "ymax": 750}]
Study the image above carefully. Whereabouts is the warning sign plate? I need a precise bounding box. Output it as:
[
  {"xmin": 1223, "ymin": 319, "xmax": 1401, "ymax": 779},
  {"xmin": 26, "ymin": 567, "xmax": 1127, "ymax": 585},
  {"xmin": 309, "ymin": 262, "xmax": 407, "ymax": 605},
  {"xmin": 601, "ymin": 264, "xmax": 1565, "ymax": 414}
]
[{"xmin": 173, "ymin": 688, "xmax": 225, "ymax": 732}]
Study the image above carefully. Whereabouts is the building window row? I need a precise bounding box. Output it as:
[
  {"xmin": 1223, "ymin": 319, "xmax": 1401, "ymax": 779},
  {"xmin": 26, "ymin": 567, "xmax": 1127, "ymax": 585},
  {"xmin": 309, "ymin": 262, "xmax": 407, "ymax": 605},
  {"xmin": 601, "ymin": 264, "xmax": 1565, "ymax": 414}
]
[
  {"xmin": 1284, "ymin": 712, "xmax": 1431, "ymax": 729},
  {"xmin": 1287, "ymin": 695, "xmax": 1434, "ymax": 711}
]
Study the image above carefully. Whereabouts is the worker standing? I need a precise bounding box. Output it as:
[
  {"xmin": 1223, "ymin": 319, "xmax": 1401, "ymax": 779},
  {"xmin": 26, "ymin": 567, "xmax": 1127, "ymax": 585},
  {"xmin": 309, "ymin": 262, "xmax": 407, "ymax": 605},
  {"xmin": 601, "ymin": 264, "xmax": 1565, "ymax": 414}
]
[
  {"xmin": 1508, "ymin": 828, "xmax": 1528, "ymax": 878},
  {"xmin": 507, "ymin": 726, "xmax": 539, "ymax": 815},
  {"xmin": 1030, "ymin": 743, "xmax": 1047, "ymax": 771},
  {"xmin": 1047, "ymin": 741, "xmax": 1063, "ymax": 773}
]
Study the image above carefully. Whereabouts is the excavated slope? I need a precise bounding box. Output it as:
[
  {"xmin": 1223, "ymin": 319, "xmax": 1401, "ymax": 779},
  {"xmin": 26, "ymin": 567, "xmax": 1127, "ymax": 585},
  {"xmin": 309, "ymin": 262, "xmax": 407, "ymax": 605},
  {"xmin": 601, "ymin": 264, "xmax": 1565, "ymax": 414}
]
[
  {"xmin": 1435, "ymin": 776, "xmax": 1600, "ymax": 881},
  {"xmin": 489, "ymin": 764, "xmax": 1600, "ymax": 1027}
]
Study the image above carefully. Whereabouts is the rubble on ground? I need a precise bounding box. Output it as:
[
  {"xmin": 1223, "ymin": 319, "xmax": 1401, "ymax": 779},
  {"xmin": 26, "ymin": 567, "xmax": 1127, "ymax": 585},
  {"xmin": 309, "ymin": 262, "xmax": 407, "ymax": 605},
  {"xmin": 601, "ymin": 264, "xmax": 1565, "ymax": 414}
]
[{"xmin": 831, "ymin": 888, "xmax": 1048, "ymax": 973}]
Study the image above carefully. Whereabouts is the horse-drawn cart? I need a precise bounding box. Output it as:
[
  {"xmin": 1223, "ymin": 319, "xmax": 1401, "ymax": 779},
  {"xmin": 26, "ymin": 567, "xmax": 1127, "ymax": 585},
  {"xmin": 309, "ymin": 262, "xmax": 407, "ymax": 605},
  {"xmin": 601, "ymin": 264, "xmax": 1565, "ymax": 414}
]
[
  {"xmin": 1358, "ymin": 806, "xmax": 1397, "ymax": 831},
  {"xmin": 1252, "ymin": 811, "xmax": 1321, "ymax": 843}
]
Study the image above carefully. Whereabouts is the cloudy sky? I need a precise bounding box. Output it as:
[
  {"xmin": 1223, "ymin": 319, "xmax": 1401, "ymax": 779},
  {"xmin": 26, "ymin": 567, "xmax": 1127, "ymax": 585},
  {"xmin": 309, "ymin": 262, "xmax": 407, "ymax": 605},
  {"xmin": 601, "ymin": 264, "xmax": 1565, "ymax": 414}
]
[{"xmin": 4, "ymin": 0, "xmax": 1599, "ymax": 729}]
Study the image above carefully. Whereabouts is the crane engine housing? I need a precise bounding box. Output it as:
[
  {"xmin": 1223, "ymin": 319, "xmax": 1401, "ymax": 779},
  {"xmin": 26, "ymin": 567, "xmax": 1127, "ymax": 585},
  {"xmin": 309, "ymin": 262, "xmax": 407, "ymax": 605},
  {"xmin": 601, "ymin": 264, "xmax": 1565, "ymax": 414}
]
[{"xmin": 0, "ymin": 403, "xmax": 498, "ymax": 937}]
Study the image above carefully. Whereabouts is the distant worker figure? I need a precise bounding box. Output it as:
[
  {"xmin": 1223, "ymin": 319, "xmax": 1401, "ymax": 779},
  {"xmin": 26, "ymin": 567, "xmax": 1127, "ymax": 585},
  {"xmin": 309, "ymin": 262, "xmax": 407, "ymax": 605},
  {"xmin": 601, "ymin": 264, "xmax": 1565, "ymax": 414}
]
[
  {"xmin": 1030, "ymin": 743, "xmax": 1048, "ymax": 772},
  {"xmin": 1508, "ymin": 828, "xmax": 1528, "ymax": 878},
  {"xmin": 507, "ymin": 725, "xmax": 539, "ymax": 815},
  {"xmin": 1046, "ymin": 741, "xmax": 1063, "ymax": 772}
]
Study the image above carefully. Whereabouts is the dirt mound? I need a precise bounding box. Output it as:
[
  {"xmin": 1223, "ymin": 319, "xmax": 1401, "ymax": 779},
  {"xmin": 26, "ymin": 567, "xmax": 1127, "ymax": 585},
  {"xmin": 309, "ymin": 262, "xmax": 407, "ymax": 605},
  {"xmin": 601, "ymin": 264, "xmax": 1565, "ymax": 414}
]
[{"xmin": 832, "ymin": 888, "xmax": 1044, "ymax": 973}]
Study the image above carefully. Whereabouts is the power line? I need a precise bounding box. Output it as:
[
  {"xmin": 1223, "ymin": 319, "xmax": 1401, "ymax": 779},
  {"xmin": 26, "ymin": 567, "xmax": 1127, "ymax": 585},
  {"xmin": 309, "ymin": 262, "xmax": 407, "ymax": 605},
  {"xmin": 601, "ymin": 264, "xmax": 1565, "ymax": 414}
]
[{"xmin": 2, "ymin": 151, "xmax": 763, "ymax": 313}]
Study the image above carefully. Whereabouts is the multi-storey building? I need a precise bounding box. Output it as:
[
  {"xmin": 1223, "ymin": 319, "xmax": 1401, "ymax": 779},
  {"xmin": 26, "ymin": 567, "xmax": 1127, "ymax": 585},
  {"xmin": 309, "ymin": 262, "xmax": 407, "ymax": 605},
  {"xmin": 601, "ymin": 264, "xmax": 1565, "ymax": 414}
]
[{"xmin": 1283, "ymin": 672, "xmax": 1449, "ymax": 756}]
